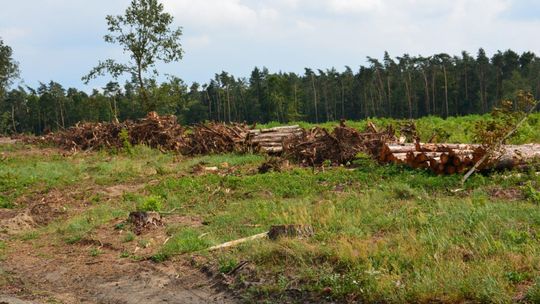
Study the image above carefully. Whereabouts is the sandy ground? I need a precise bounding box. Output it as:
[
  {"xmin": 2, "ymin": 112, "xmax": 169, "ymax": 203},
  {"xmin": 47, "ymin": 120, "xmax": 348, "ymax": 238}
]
[{"xmin": 0, "ymin": 178, "xmax": 237, "ymax": 303}]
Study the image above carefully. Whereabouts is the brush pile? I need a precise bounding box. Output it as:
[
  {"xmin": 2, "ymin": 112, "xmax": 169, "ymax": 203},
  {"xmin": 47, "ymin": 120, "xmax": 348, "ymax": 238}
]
[
  {"xmin": 37, "ymin": 122, "xmax": 127, "ymax": 151},
  {"xmin": 283, "ymin": 121, "xmax": 396, "ymax": 166},
  {"xmin": 128, "ymin": 112, "xmax": 186, "ymax": 152},
  {"xmin": 380, "ymin": 142, "xmax": 540, "ymax": 174},
  {"xmin": 34, "ymin": 112, "xmax": 187, "ymax": 152},
  {"xmin": 184, "ymin": 123, "xmax": 251, "ymax": 155}
]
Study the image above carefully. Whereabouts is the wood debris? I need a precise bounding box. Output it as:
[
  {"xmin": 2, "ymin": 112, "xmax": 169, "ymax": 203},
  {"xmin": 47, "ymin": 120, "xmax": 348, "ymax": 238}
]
[
  {"xmin": 29, "ymin": 112, "xmax": 187, "ymax": 152},
  {"xmin": 380, "ymin": 142, "xmax": 540, "ymax": 175},
  {"xmin": 283, "ymin": 121, "xmax": 395, "ymax": 166},
  {"xmin": 184, "ymin": 122, "xmax": 250, "ymax": 155},
  {"xmin": 247, "ymin": 125, "xmax": 304, "ymax": 153},
  {"xmin": 127, "ymin": 211, "xmax": 163, "ymax": 235}
]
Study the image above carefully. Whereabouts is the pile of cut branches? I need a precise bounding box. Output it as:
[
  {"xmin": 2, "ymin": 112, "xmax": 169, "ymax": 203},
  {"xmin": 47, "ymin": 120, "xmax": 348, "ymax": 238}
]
[
  {"xmin": 34, "ymin": 112, "xmax": 187, "ymax": 152},
  {"xmin": 284, "ymin": 121, "xmax": 396, "ymax": 166},
  {"xmin": 37, "ymin": 121, "xmax": 127, "ymax": 151},
  {"xmin": 183, "ymin": 122, "xmax": 251, "ymax": 155},
  {"xmin": 127, "ymin": 112, "xmax": 186, "ymax": 152}
]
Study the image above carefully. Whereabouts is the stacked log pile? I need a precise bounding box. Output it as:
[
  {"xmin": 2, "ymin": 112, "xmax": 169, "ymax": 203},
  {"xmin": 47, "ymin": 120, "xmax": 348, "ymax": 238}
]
[
  {"xmin": 474, "ymin": 144, "xmax": 540, "ymax": 171},
  {"xmin": 183, "ymin": 123, "xmax": 251, "ymax": 155},
  {"xmin": 247, "ymin": 125, "xmax": 304, "ymax": 153},
  {"xmin": 380, "ymin": 143, "xmax": 540, "ymax": 174}
]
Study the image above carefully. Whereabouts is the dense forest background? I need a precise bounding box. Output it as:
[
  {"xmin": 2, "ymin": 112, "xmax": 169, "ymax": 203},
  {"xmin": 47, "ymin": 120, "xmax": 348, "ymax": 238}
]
[{"xmin": 1, "ymin": 47, "xmax": 540, "ymax": 135}]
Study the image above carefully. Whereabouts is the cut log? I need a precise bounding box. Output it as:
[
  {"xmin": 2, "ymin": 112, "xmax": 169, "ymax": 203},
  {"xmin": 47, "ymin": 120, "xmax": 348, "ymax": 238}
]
[{"xmin": 381, "ymin": 142, "xmax": 540, "ymax": 175}]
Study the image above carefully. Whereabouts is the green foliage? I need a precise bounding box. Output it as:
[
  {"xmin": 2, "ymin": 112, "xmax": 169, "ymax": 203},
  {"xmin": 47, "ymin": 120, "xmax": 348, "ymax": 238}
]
[
  {"xmin": 0, "ymin": 240, "xmax": 6, "ymax": 260},
  {"xmin": 119, "ymin": 128, "xmax": 133, "ymax": 154},
  {"xmin": 473, "ymin": 91, "xmax": 537, "ymax": 147},
  {"xmin": 0, "ymin": 195, "xmax": 12, "ymax": 208},
  {"xmin": 89, "ymin": 248, "xmax": 102, "ymax": 257},
  {"xmin": 526, "ymin": 278, "xmax": 540, "ymax": 303},
  {"xmin": 137, "ymin": 195, "xmax": 163, "ymax": 212},
  {"xmin": 123, "ymin": 231, "xmax": 136, "ymax": 243},
  {"xmin": 524, "ymin": 181, "xmax": 540, "ymax": 204},
  {"xmin": 5, "ymin": 48, "xmax": 540, "ymax": 135},
  {"xmin": 83, "ymin": 0, "xmax": 183, "ymax": 112},
  {"xmin": 153, "ymin": 228, "xmax": 211, "ymax": 261},
  {"xmin": 0, "ymin": 38, "xmax": 20, "ymax": 98},
  {"xmin": 218, "ymin": 256, "xmax": 238, "ymax": 274}
]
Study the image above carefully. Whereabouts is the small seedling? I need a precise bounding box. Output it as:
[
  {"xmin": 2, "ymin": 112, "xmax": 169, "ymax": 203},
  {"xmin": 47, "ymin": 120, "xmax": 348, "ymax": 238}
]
[
  {"xmin": 524, "ymin": 182, "xmax": 540, "ymax": 204},
  {"xmin": 137, "ymin": 195, "xmax": 163, "ymax": 212},
  {"xmin": 123, "ymin": 232, "xmax": 135, "ymax": 243},
  {"xmin": 89, "ymin": 248, "xmax": 102, "ymax": 257}
]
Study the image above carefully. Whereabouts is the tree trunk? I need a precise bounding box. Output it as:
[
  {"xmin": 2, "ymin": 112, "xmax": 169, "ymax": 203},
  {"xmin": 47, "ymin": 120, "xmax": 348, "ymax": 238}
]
[
  {"xmin": 294, "ymin": 83, "xmax": 299, "ymax": 116},
  {"xmin": 431, "ymin": 70, "xmax": 436, "ymax": 114},
  {"xmin": 311, "ymin": 74, "xmax": 318, "ymax": 123},
  {"xmin": 136, "ymin": 62, "xmax": 150, "ymax": 113},
  {"xmin": 387, "ymin": 76, "xmax": 392, "ymax": 116},
  {"xmin": 11, "ymin": 104, "xmax": 17, "ymax": 133},
  {"xmin": 464, "ymin": 66, "xmax": 469, "ymax": 102},
  {"xmin": 205, "ymin": 90, "xmax": 212, "ymax": 120},
  {"xmin": 404, "ymin": 78, "xmax": 412, "ymax": 119},
  {"xmin": 226, "ymin": 85, "xmax": 231, "ymax": 122},
  {"xmin": 340, "ymin": 79, "xmax": 345, "ymax": 119},
  {"xmin": 216, "ymin": 91, "xmax": 221, "ymax": 122},
  {"xmin": 421, "ymin": 70, "xmax": 430, "ymax": 115},
  {"xmin": 443, "ymin": 65, "xmax": 449, "ymax": 118}
]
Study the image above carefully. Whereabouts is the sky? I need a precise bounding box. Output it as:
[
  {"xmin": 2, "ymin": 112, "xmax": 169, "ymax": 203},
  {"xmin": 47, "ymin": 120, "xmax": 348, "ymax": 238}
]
[{"xmin": 1, "ymin": 0, "xmax": 540, "ymax": 91}]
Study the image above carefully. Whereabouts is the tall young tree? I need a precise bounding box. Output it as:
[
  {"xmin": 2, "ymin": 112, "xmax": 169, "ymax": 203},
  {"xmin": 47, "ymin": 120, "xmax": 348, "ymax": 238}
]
[
  {"xmin": 83, "ymin": 0, "xmax": 183, "ymax": 112},
  {"xmin": 0, "ymin": 38, "xmax": 20, "ymax": 98}
]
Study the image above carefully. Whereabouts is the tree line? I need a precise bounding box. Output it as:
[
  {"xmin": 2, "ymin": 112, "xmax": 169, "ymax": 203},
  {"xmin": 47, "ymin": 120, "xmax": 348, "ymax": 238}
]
[
  {"xmin": 2, "ymin": 0, "xmax": 539, "ymax": 134},
  {"xmin": 1, "ymin": 44, "xmax": 539, "ymax": 135}
]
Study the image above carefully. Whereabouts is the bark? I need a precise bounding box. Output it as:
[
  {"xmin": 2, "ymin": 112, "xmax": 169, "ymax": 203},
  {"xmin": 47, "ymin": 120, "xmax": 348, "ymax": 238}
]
[
  {"xmin": 421, "ymin": 70, "xmax": 430, "ymax": 114},
  {"xmin": 311, "ymin": 74, "xmax": 319, "ymax": 123},
  {"xmin": 443, "ymin": 65, "xmax": 449, "ymax": 118},
  {"xmin": 11, "ymin": 104, "xmax": 16, "ymax": 133}
]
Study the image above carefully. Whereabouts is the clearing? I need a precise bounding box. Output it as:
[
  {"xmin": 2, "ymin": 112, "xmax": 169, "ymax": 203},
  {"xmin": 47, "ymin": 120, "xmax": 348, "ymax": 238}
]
[{"xmin": 1, "ymin": 132, "xmax": 540, "ymax": 303}]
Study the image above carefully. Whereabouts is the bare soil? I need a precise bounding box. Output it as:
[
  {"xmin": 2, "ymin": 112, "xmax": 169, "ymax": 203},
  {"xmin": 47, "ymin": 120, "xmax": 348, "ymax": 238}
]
[
  {"xmin": 1, "ymin": 243, "xmax": 234, "ymax": 303},
  {"xmin": 1, "ymin": 216, "xmax": 235, "ymax": 304},
  {"xmin": 0, "ymin": 182, "xmax": 236, "ymax": 303}
]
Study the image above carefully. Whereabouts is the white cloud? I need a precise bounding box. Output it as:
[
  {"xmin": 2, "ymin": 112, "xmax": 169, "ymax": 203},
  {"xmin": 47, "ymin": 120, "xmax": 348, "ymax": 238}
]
[
  {"xmin": 185, "ymin": 35, "xmax": 211, "ymax": 49},
  {"xmin": 1, "ymin": 0, "xmax": 539, "ymax": 89},
  {"xmin": 326, "ymin": 0, "xmax": 383, "ymax": 13},
  {"xmin": 162, "ymin": 0, "xmax": 259, "ymax": 29}
]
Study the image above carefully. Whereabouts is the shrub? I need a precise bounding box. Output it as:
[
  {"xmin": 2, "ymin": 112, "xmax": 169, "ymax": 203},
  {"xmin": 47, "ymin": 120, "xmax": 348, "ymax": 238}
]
[{"xmin": 137, "ymin": 195, "xmax": 163, "ymax": 212}]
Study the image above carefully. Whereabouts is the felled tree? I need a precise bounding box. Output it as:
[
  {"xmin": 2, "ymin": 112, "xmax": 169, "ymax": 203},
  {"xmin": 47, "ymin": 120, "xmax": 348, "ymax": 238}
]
[
  {"xmin": 83, "ymin": 0, "xmax": 183, "ymax": 112},
  {"xmin": 462, "ymin": 91, "xmax": 538, "ymax": 183}
]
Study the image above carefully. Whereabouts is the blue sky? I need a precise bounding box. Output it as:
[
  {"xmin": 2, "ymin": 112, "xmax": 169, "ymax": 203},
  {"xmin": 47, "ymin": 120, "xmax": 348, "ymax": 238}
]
[{"xmin": 1, "ymin": 0, "xmax": 539, "ymax": 91}]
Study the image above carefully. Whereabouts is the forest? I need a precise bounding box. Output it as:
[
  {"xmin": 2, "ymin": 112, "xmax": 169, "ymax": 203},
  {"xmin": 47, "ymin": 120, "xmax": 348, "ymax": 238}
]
[{"xmin": 1, "ymin": 36, "xmax": 539, "ymax": 134}]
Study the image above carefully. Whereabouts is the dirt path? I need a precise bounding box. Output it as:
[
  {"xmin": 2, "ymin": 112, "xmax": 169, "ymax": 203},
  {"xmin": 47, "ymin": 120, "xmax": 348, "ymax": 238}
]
[
  {"xmin": 0, "ymin": 185, "xmax": 237, "ymax": 304},
  {"xmin": 1, "ymin": 240, "xmax": 236, "ymax": 304}
]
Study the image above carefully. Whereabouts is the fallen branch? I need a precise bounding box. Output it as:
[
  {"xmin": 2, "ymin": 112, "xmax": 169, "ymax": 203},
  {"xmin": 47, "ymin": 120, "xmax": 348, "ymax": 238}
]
[{"xmin": 207, "ymin": 232, "xmax": 268, "ymax": 251}]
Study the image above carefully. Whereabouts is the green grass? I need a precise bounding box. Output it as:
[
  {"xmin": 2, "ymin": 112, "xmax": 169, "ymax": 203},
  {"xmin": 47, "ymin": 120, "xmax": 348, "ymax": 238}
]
[
  {"xmin": 257, "ymin": 113, "xmax": 540, "ymax": 144},
  {"xmin": 1, "ymin": 114, "xmax": 540, "ymax": 302}
]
